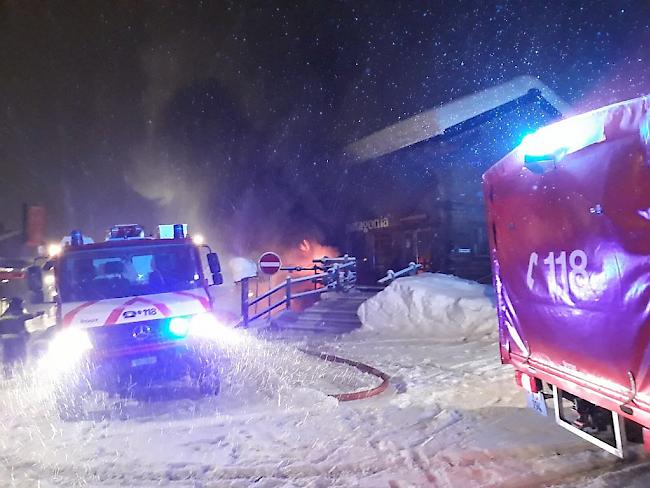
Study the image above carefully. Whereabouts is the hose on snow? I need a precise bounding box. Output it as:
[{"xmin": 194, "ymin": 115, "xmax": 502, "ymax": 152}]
[{"xmin": 299, "ymin": 349, "xmax": 390, "ymax": 401}]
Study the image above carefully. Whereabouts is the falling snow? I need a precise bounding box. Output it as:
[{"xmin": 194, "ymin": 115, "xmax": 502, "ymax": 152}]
[{"xmin": 2, "ymin": 3, "xmax": 650, "ymax": 486}]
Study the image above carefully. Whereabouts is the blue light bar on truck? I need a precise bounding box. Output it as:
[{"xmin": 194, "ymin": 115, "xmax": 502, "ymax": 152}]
[
  {"xmin": 70, "ymin": 230, "xmax": 84, "ymax": 247},
  {"xmin": 158, "ymin": 224, "xmax": 188, "ymax": 239},
  {"xmin": 106, "ymin": 224, "xmax": 145, "ymax": 241},
  {"xmin": 519, "ymin": 112, "xmax": 605, "ymax": 163},
  {"xmin": 61, "ymin": 234, "xmax": 95, "ymax": 247}
]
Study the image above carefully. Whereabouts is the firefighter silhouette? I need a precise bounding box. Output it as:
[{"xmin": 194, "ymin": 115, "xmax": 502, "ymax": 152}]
[{"xmin": 0, "ymin": 298, "xmax": 34, "ymax": 378}]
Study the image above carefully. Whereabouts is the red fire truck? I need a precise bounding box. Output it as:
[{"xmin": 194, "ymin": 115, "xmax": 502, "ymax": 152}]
[{"xmin": 484, "ymin": 95, "xmax": 650, "ymax": 457}]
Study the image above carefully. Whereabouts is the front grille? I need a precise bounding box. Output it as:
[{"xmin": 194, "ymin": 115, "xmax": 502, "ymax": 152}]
[{"xmin": 89, "ymin": 319, "xmax": 173, "ymax": 352}]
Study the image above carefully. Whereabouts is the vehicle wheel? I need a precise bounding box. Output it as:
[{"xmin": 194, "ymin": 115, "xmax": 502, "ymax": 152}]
[{"xmin": 625, "ymin": 419, "xmax": 644, "ymax": 444}]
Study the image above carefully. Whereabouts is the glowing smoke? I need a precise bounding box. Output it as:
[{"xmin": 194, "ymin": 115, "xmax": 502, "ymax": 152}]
[{"xmin": 124, "ymin": 22, "xmax": 341, "ymax": 267}]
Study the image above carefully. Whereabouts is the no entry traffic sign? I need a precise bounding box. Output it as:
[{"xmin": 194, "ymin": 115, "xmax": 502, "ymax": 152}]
[{"xmin": 258, "ymin": 251, "xmax": 282, "ymax": 275}]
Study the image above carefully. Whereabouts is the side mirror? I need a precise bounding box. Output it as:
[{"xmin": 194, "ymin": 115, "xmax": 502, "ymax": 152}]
[
  {"xmin": 207, "ymin": 252, "xmax": 221, "ymax": 273},
  {"xmin": 212, "ymin": 272, "xmax": 224, "ymax": 286},
  {"xmin": 206, "ymin": 253, "xmax": 223, "ymax": 286}
]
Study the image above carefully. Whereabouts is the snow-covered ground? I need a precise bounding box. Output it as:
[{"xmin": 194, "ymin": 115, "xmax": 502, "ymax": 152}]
[{"xmin": 1, "ymin": 275, "xmax": 648, "ymax": 487}]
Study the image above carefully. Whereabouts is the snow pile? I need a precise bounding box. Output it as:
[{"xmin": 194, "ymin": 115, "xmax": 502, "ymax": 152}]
[
  {"xmin": 357, "ymin": 273, "xmax": 497, "ymax": 340},
  {"xmin": 229, "ymin": 256, "xmax": 258, "ymax": 281}
]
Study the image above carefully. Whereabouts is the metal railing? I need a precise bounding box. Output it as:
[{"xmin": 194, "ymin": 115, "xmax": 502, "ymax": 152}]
[
  {"xmin": 377, "ymin": 261, "xmax": 423, "ymax": 284},
  {"xmin": 240, "ymin": 255, "xmax": 357, "ymax": 327}
]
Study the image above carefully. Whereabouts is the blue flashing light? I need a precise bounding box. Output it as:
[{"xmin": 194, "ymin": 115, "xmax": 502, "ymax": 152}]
[
  {"xmin": 107, "ymin": 224, "xmax": 145, "ymax": 241},
  {"xmin": 167, "ymin": 317, "xmax": 190, "ymax": 338},
  {"xmin": 70, "ymin": 230, "xmax": 84, "ymax": 247},
  {"xmin": 519, "ymin": 128, "xmax": 569, "ymax": 162},
  {"xmin": 173, "ymin": 224, "xmax": 185, "ymax": 239},
  {"xmin": 519, "ymin": 116, "xmax": 605, "ymax": 164},
  {"xmin": 159, "ymin": 224, "xmax": 188, "ymax": 240}
]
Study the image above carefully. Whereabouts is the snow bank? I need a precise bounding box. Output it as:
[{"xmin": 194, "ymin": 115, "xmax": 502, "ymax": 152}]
[
  {"xmin": 229, "ymin": 256, "xmax": 258, "ymax": 282},
  {"xmin": 357, "ymin": 273, "xmax": 497, "ymax": 340}
]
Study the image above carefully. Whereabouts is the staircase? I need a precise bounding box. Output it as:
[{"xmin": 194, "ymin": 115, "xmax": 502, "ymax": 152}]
[{"xmin": 265, "ymin": 289, "xmax": 375, "ymax": 335}]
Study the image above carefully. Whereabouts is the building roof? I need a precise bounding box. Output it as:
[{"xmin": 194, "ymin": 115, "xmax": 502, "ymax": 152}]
[{"xmin": 344, "ymin": 75, "xmax": 570, "ymax": 162}]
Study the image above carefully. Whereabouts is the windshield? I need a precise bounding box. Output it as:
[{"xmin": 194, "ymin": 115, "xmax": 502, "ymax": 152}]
[{"xmin": 57, "ymin": 244, "xmax": 202, "ymax": 302}]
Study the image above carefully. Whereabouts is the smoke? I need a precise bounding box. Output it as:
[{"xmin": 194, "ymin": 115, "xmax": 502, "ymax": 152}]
[
  {"xmin": 127, "ymin": 30, "xmax": 225, "ymax": 248},
  {"xmin": 126, "ymin": 27, "xmax": 339, "ymax": 269},
  {"xmin": 121, "ymin": 5, "xmax": 358, "ymax": 271}
]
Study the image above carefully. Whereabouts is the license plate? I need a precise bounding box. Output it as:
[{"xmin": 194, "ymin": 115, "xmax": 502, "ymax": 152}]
[
  {"xmin": 526, "ymin": 391, "xmax": 548, "ymax": 417},
  {"xmin": 131, "ymin": 356, "xmax": 157, "ymax": 367}
]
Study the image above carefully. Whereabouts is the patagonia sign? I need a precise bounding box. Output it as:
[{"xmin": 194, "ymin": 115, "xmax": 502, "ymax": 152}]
[{"xmin": 346, "ymin": 216, "xmax": 390, "ymax": 233}]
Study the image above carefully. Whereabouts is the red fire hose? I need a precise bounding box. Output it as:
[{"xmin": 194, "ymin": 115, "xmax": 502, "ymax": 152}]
[{"xmin": 299, "ymin": 349, "xmax": 391, "ymax": 401}]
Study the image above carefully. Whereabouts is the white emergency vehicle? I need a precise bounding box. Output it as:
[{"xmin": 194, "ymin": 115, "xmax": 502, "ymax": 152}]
[{"xmin": 29, "ymin": 224, "xmax": 224, "ymax": 419}]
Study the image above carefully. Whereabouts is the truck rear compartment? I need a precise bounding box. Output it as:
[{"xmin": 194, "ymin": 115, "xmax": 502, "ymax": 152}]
[{"xmin": 483, "ymin": 95, "xmax": 650, "ymax": 456}]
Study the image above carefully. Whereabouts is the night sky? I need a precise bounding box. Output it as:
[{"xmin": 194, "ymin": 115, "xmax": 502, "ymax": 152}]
[{"xmin": 1, "ymin": 1, "xmax": 649, "ymax": 256}]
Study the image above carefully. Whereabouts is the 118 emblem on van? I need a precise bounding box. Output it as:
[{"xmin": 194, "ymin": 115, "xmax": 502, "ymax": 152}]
[{"xmin": 122, "ymin": 308, "xmax": 158, "ymax": 319}]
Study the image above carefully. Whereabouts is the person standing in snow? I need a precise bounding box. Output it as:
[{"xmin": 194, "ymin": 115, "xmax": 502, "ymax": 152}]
[{"xmin": 0, "ymin": 297, "xmax": 34, "ymax": 378}]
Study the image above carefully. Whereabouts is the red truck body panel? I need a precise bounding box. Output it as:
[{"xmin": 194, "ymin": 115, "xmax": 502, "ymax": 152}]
[{"xmin": 483, "ymin": 95, "xmax": 650, "ymax": 426}]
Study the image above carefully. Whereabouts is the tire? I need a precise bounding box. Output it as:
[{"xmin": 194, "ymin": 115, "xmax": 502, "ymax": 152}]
[{"xmin": 625, "ymin": 419, "xmax": 644, "ymax": 444}]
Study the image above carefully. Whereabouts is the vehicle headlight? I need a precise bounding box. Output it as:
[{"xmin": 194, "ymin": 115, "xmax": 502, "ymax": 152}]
[
  {"xmin": 189, "ymin": 312, "xmax": 244, "ymax": 346},
  {"xmin": 188, "ymin": 312, "xmax": 220, "ymax": 339},
  {"xmin": 44, "ymin": 328, "xmax": 93, "ymax": 372},
  {"xmin": 166, "ymin": 314, "xmax": 220, "ymax": 340},
  {"xmin": 50, "ymin": 328, "xmax": 93, "ymax": 355}
]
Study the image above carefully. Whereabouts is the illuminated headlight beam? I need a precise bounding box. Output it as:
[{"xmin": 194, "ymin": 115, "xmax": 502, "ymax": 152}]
[
  {"xmin": 47, "ymin": 243, "xmax": 62, "ymax": 257},
  {"xmin": 189, "ymin": 312, "xmax": 245, "ymax": 346},
  {"xmin": 40, "ymin": 327, "xmax": 93, "ymax": 376}
]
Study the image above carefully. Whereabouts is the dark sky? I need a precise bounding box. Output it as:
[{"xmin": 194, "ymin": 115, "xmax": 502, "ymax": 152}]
[{"xmin": 1, "ymin": 1, "xmax": 649, "ymax": 255}]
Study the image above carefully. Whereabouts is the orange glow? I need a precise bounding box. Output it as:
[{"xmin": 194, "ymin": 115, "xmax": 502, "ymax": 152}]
[
  {"xmin": 289, "ymin": 238, "xmax": 339, "ymax": 268},
  {"xmin": 298, "ymin": 239, "xmax": 311, "ymax": 253},
  {"xmin": 249, "ymin": 239, "xmax": 340, "ymax": 314}
]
